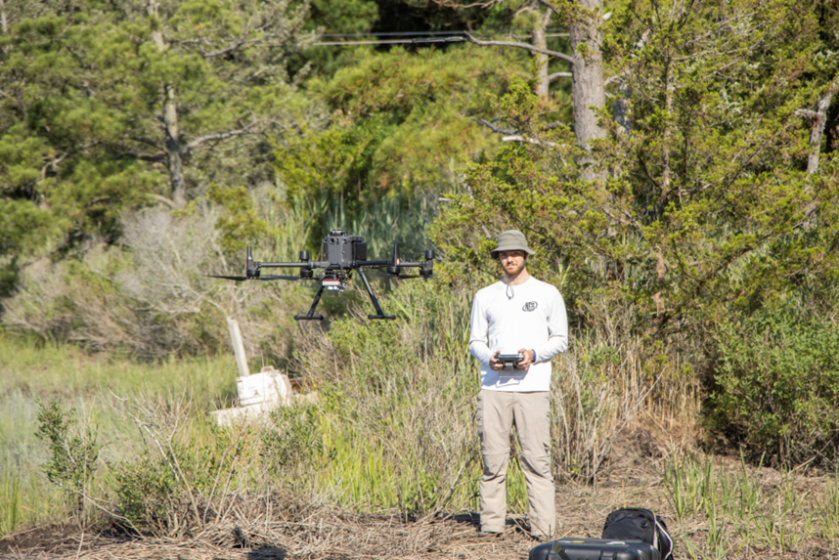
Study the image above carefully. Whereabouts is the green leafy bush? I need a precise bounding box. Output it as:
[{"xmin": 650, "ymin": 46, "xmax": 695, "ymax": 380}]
[
  {"xmin": 707, "ymin": 304, "xmax": 839, "ymax": 467},
  {"xmin": 35, "ymin": 399, "xmax": 99, "ymax": 514}
]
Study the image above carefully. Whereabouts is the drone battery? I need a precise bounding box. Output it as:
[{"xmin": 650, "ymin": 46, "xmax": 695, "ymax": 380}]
[{"xmin": 353, "ymin": 241, "xmax": 367, "ymax": 262}]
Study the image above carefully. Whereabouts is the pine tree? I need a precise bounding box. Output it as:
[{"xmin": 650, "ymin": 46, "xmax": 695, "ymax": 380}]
[{"xmin": 0, "ymin": 0, "xmax": 314, "ymax": 270}]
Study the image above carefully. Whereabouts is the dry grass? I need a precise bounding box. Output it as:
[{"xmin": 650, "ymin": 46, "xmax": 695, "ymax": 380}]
[
  {"xmin": 4, "ymin": 409, "xmax": 839, "ymax": 560},
  {"xmin": 5, "ymin": 454, "xmax": 839, "ymax": 560}
]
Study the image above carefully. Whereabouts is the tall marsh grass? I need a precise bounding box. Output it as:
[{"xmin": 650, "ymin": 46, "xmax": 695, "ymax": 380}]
[
  {"xmin": 0, "ymin": 335, "xmax": 239, "ymax": 536},
  {"xmin": 664, "ymin": 452, "xmax": 839, "ymax": 558}
]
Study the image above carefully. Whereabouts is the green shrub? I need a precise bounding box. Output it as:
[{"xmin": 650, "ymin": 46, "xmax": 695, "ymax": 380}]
[
  {"xmin": 113, "ymin": 452, "xmax": 178, "ymax": 535},
  {"xmin": 113, "ymin": 431, "xmax": 249, "ymax": 536},
  {"xmin": 707, "ymin": 304, "xmax": 839, "ymax": 467},
  {"xmin": 35, "ymin": 399, "xmax": 99, "ymax": 515}
]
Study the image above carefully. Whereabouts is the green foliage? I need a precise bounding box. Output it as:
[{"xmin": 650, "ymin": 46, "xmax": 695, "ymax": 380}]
[
  {"xmin": 0, "ymin": 0, "xmax": 312, "ymax": 275},
  {"xmin": 35, "ymin": 399, "xmax": 99, "ymax": 513},
  {"xmin": 208, "ymin": 185, "xmax": 270, "ymax": 254},
  {"xmin": 431, "ymin": 77, "xmax": 602, "ymax": 296},
  {"xmin": 262, "ymin": 404, "xmax": 323, "ymax": 470},
  {"xmin": 114, "ymin": 433, "xmax": 245, "ymax": 535},
  {"xmin": 434, "ymin": 2, "xmax": 839, "ymax": 333},
  {"xmin": 431, "ymin": 0, "xmax": 839, "ymax": 467},
  {"xmin": 276, "ymin": 45, "xmax": 527, "ymax": 204},
  {"xmin": 708, "ymin": 303, "xmax": 839, "ymax": 466},
  {"xmin": 114, "ymin": 451, "xmax": 177, "ymax": 534}
]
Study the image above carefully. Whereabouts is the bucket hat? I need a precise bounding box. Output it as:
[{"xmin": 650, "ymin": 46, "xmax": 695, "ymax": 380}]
[{"xmin": 490, "ymin": 230, "xmax": 535, "ymax": 259}]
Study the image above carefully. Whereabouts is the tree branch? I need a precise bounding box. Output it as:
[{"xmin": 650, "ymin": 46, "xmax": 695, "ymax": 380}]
[
  {"xmin": 202, "ymin": 38, "xmax": 263, "ymax": 58},
  {"xmin": 473, "ymin": 118, "xmax": 519, "ymax": 135},
  {"xmin": 474, "ymin": 118, "xmax": 568, "ymax": 134},
  {"xmin": 149, "ymin": 194, "xmax": 177, "ymax": 209},
  {"xmin": 119, "ymin": 152, "xmax": 166, "ymax": 162},
  {"xmin": 130, "ymin": 136, "xmax": 162, "ymax": 149},
  {"xmin": 183, "ymin": 120, "xmax": 266, "ymax": 154},
  {"xmin": 502, "ymin": 135, "xmax": 557, "ymax": 148},
  {"xmin": 548, "ymin": 72, "xmax": 572, "ymax": 82},
  {"xmin": 464, "ymin": 32, "xmax": 574, "ymax": 64}
]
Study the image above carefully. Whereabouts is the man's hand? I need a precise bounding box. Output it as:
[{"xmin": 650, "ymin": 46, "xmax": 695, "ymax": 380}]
[
  {"xmin": 516, "ymin": 348, "xmax": 535, "ymax": 370},
  {"xmin": 489, "ymin": 351, "xmax": 504, "ymax": 371}
]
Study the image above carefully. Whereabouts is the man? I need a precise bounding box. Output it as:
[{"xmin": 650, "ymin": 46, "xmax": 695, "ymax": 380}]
[{"xmin": 468, "ymin": 229, "xmax": 568, "ymax": 540}]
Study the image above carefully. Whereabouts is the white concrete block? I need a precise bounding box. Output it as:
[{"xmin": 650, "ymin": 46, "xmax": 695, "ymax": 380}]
[{"xmin": 236, "ymin": 366, "xmax": 292, "ymax": 407}]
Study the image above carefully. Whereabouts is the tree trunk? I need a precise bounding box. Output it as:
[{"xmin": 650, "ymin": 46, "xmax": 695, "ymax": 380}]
[
  {"xmin": 163, "ymin": 84, "xmax": 187, "ymax": 208},
  {"xmin": 659, "ymin": 58, "xmax": 674, "ymax": 208},
  {"xmin": 805, "ymin": 80, "xmax": 837, "ymax": 175},
  {"xmin": 148, "ymin": 0, "xmax": 187, "ymax": 208},
  {"xmin": 569, "ymin": 0, "xmax": 606, "ymax": 155},
  {"xmin": 1, "ymin": 0, "xmax": 8, "ymax": 35},
  {"xmin": 532, "ymin": 6, "xmax": 551, "ymax": 98}
]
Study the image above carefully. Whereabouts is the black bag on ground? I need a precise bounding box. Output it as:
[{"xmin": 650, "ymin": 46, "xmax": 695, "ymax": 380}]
[
  {"xmin": 601, "ymin": 508, "xmax": 673, "ymax": 560},
  {"xmin": 529, "ymin": 538, "xmax": 659, "ymax": 560}
]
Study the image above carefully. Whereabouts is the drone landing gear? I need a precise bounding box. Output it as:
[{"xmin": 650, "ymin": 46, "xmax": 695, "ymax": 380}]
[
  {"xmin": 358, "ymin": 270, "xmax": 395, "ymax": 320},
  {"xmin": 293, "ymin": 272, "xmax": 396, "ymax": 321},
  {"xmin": 294, "ymin": 285, "xmax": 326, "ymax": 321}
]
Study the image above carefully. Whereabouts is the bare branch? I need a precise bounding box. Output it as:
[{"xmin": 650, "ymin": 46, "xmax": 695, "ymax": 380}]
[
  {"xmin": 502, "ymin": 135, "xmax": 557, "ymax": 148},
  {"xmin": 183, "ymin": 120, "xmax": 267, "ymax": 154},
  {"xmin": 473, "ymin": 118, "xmax": 518, "ymax": 135},
  {"xmin": 548, "ymin": 72, "xmax": 572, "ymax": 82},
  {"xmin": 149, "ymin": 194, "xmax": 177, "ymax": 209},
  {"xmin": 600, "ymin": 207, "xmax": 643, "ymax": 232},
  {"xmin": 119, "ymin": 152, "xmax": 166, "ymax": 162},
  {"xmin": 428, "ymin": 0, "xmax": 504, "ymax": 9},
  {"xmin": 202, "ymin": 38, "xmax": 263, "ymax": 58},
  {"xmin": 130, "ymin": 136, "xmax": 162, "ymax": 149},
  {"xmin": 464, "ymin": 32, "xmax": 574, "ymax": 64},
  {"xmin": 474, "ymin": 118, "xmax": 568, "ymax": 135}
]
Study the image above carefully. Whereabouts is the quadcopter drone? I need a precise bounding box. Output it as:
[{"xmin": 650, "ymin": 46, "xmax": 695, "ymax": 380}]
[{"xmin": 209, "ymin": 230, "xmax": 434, "ymax": 320}]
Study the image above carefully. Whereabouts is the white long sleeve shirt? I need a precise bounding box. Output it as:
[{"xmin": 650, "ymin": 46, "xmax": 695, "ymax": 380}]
[{"xmin": 468, "ymin": 277, "xmax": 568, "ymax": 392}]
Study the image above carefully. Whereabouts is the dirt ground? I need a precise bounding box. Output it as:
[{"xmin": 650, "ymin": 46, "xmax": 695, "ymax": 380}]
[{"xmin": 4, "ymin": 430, "xmax": 839, "ymax": 560}]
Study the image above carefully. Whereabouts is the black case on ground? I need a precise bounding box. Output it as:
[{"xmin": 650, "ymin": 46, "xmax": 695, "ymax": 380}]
[{"xmin": 529, "ymin": 538, "xmax": 661, "ymax": 560}]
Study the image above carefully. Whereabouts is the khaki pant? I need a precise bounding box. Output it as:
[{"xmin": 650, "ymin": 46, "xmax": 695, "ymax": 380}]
[{"xmin": 477, "ymin": 390, "xmax": 555, "ymax": 539}]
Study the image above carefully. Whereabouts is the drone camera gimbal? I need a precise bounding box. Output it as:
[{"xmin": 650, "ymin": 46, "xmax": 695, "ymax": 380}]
[{"xmin": 210, "ymin": 229, "xmax": 434, "ymax": 321}]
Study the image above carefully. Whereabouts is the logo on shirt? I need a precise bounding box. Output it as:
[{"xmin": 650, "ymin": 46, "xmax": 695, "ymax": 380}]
[{"xmin": 522, "ymin": 301, "xmax": 538, "ymax": 312}]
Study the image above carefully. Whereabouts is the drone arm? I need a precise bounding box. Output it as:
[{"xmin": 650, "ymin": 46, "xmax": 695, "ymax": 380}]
[
  {"xmin": 357, "ymin": 269, "xmax": 395, "ymax": 320},
  {"xmin": 258, "ymin": 261, "xmax": 327, "ymax": 269},
  {"xmin": 355, "ymin": 260, "xmax": 390, "ymax": 268}
]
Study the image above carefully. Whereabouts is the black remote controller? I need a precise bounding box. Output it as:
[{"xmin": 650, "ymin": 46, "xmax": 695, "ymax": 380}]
[{"xmin": 496, "ymin": 353, "xmax": 524, "ymax": 371}]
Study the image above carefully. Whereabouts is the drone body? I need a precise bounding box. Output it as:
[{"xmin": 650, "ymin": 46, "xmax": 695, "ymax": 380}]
[{"xmin": 210, "ymin": 230, "xmax": 434, "ymax": 320}]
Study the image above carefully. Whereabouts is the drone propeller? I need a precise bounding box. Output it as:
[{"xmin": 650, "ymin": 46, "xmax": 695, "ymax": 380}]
[
  {"xmin": 258, "ymin": 275, "xmax": 304, "ymax": 281},
  {"xmin": 207, "ymin": 274, "xmax": 249, "ymax": 281},
  {"xmin": 371, "ymin": 273, "xmax": 426, "ymax": 280},
  {"xmin": 207, "ymin": 273, "xmax": 304, "ymax": 282}
]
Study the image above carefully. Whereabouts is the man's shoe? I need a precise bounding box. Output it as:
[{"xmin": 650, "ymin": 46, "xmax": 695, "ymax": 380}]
[{"xmin": 479, "ymin": 529, "xmax": 504, "ymax": 537}]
